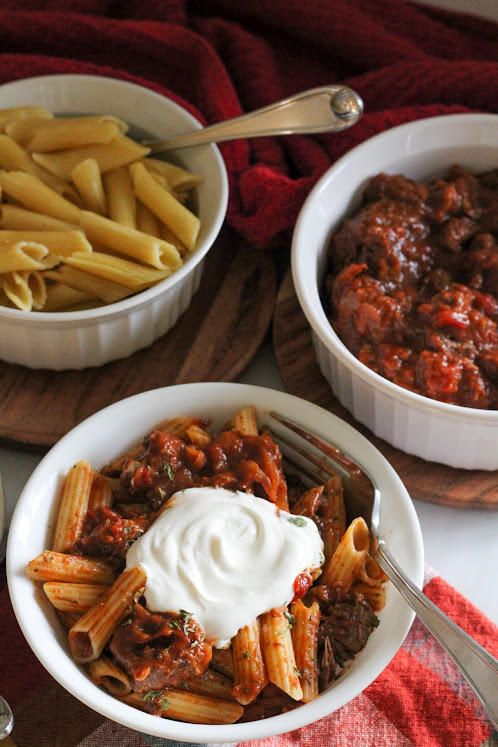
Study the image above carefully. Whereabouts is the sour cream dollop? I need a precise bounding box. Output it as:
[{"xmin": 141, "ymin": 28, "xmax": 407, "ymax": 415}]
[{"xmin": 126, "ymin": 486, "xmax": 324, "ymax": 648}]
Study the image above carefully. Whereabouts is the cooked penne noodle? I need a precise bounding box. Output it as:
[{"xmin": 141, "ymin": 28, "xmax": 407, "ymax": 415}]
[
  {"xmin": 0, "ymin": 241, "xmax": 48, "ymax": 272},
  {"xmin": 68, "ymin": 565, "xmax": 147, "ymax": 663},
  {"xmin": 291, "ymin": 599, "xmax": 320, "ymax": 703},
  {"xmin": 184, "ymin": 667, "xmax": 235, "ymax": 701},
  {"xmin": 320, "ymin": 516, "xmax": 370, "ymax": 591},
  {"xmin": 136, "ymin": 200, "xmax": 162, "ymax": 238},
  {"xmin": 0, "ymin": 171, "xmax": 82, "ymax": 224},
  {"xmin": 2, "ymin": 269, "xmax": 46, "ymax": 311},
  {"xmin": 292, "ymin": 485, "xmax": 324, "ymax": 519},
  {"xmin": 0, "ymin": 204, "xmax": 78, "ymax": 231},
  {"xmin": 320, "ymin": 477, "xmax": 347, "ymax": 563},
  {"xmin": 141, "ymin": 157, "xmax": 203, "ymax": 191},
  {"xmin": 43, "ymin": 581, "xmax": 109, "ymax": 612},
  {"xmin": 130, "ymin": 162, "xmax": 200, "ymax": 251},
  {"xmin": 232, "ymin": 619, "xmax": 268, "ymax": 704},
  {"xmin": 0, "ymin": 134, "xmax": 80, "ymax": 200},
  {"xmin": 25, "ymin": 551, "xmax": 115, "ymax": 584},
  {"xmin": 64, "ymin": 250, "xmax": 171, "ymax": 290},
  {"xmin": 357, "ymin": 553, "xmax": 389, "ymax": 586},
  {"xmin": 260, "ymin": 606, "xmax": 303, "ymax": 701},
  {"xmin": 0, "ymin": 230, "xmax": 91, "ymax": 256},
  {"xmin": 352, "ymin": 580, "xmax": 387, "ymax": 611},
  {"xmin": 88, "ymin": 473, "xmax": 114, "ymax": 511},
  {"xmin": 87, "ymin": 654, "xmax": 132, "ymax": 696},
  {"xmin": 121, "ymin": 688, "xmax": 243, "ymax": 725},
  {"xmin": 56, "ymin": 609, "xmax": 83, "ymax": 629},
  {"xmin": 43, "ymin": 264, "xmax": 131, "ymax": 304},
  {"xmin": 0, "ymin": 105, "xmax": 53, "ymax": 131},
  {"xmin": 79, "ymin": 210, "xmax": 181, "ymax": 271},
  {"xmin": 185, "ymin": 424, "xmax": 212, "ymax": 447},
  {"xmin": 32, "ymin": 134, "xmax": 151, "ymax": 181},
  {"xmin": 103, "ymin": 166, "xmax": 136, "ymax": 228},
  {"xmin": 52, "ymin": 460, "xmax": 94, "ymax": 553},
  {"xmin": 231, "ymin": 405, "xmax": 258, "ymax": 436},
  {"xmin": 71, "ymin": 158, "xmax": 108, "ymax": 215},
  {"xmin": 210, "ymin": 646, "xmax": 235, "ymax": 679},
  {"xmin": 5, "ymin": 116, "xmax": 59, "ymax": 146},
  {"xmin": 160, "ymin": 223, "xmax": 187, "ymax": 256},
  {"xmin": 27, "ymin": 116, "xmax": 124, "ymax": 152},
  {"xmin": 42, "ymin": 282, "xmax": 96, "ymax": 312}
]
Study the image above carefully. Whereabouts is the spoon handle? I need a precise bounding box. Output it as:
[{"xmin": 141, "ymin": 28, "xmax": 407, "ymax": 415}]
[
  {"xmin": 375, "ymin": 541, "xmax": 498, "ymax": 731},
  {"xmin": 145, "ymin": 85, "xmax": 363, "ymax": 153}
]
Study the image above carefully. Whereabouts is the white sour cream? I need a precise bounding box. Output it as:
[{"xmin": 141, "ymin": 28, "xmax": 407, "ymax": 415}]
[{"xmin": 126, "ymin": 486, "xmax": 324, "ymax": 647}]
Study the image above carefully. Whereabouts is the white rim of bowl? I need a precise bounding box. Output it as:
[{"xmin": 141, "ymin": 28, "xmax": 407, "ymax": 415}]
[
  {"xmin": 292, "ymin": 113, "xmax": 498, "ymax": 425},
  {"xmin": 7, "ymin": 382, "xmax": 424, "ymax": 743},
  {"xmin": 0, "ymin": 74, "xmax": 229, "ymax": 326}
]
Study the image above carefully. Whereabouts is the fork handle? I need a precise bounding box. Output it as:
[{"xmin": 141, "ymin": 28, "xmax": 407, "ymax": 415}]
[{"xmin": 375, "ymin": 541, "xmax": 498, "ymax": 731}]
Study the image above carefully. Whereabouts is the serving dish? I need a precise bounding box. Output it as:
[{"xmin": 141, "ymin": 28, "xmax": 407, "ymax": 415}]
[
  {"xmin": 7, "ymin": 382, "xmax": 423, "ymax": 743},
  {"xmin": 292, "ymin": 113, "xmax": 498, "ymax": 470},
  {"xmin": 0, "ymin": 74, "xmax": 228, "ymax": 369}
]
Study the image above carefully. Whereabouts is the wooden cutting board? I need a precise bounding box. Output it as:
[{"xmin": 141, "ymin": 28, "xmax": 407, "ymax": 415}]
[
  {"xmin": 0, "ymin": 228, "xmax": 276, "ymax": 449},
  {"xmin": 273, "ymin": 268, "xmax": 498, "ymax": 509}
]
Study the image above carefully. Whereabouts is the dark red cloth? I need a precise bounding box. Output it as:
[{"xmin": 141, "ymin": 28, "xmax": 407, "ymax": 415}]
[{"xmin": 0, "ymin": 1, "xmax": 495, "ymax": 247}]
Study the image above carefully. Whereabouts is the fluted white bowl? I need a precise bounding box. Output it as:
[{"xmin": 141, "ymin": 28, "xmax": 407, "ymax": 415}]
[
  {"xmin": 292, "ymin": 114, "xmax": 498, "ymax": 470},
  {"xmin": 0, "ymin": 75, "xmax": 228, "ymax": 369},
  {"xmin": 7, "ymin": 383, "xmax": 423, "ymax": 743}
]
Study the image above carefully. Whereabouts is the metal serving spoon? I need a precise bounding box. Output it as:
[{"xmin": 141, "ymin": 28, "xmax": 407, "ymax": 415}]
[
  {"xmin": 0, "ymin": 694, "xmax": 13, "ymax": 740},
  {"xmin": 143, "ymin": 85, "xmax": 363, "ymax": 154}
]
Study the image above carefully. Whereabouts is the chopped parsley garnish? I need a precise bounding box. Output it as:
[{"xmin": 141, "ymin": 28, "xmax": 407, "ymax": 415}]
[
  {"xmin": 143, "ymin": 690, "xmax": 163, "ymax": 701},
  {"xmin": 242, "ymin": 650, "xmax": 249, "ymax": 659},
  {"xmin": 284, "ymin": 610, "xmax": 295, "ymax": 627},
  {"xmin": 288, "ymin": 516, "xmax": 307, "ymax": 528},
  {"xmin": 162, "ymin": 462, "xmax": 174, "ymax": 480}
]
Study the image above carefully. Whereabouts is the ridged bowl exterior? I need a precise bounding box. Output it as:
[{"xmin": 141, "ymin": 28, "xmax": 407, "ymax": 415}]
[
  {"xmin": 0, "ymin": 75, "xmax": 228, "ymax": 370},
  {"xmin": 292, "ymin": 114, "xmax": 498, "ymax": 470}
]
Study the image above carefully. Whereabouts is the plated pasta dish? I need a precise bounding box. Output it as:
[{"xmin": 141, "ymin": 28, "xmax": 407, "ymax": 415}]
[
  {"xmin": 0, "ymin": 105, "xmax": 202, "ymax": 312},
  {"xmin": 26, "ymin": 406, "xmax": 386, "ymax": 725}
]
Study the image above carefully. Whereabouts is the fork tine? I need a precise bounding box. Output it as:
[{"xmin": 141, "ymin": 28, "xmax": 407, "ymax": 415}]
[
  {"xmin": 269, "ymin": 411, "xmax": 369, "ymax": 486},
  {"xmin": 269, "ymin": 411, "xmax": 376, "ymax": 526}
]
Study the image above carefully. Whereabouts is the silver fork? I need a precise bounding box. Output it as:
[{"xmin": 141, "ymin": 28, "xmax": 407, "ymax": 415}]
[{"xmin": 269, "ymin": 411, "xmax": 498, "ymax": 731}]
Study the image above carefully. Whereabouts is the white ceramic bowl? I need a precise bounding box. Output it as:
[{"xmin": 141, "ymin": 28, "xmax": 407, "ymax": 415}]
[
  {"xmin": 7, "ymin": 382, "xmax": 423, "ymax": 743},
  {"xmin": 0, "ymin": 75, "xmax": 228, "ymax": 369},
  {"xmin": 292, "ymin": 113, "xmax": 498, "ymax": 470}
]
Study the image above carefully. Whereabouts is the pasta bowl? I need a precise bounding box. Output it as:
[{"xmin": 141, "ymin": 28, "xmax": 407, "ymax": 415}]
[
  {"xmin": 7, "ymin": 382, "xmax": 423, "ymax": 742},
  {"xmin": 0, "ymin": 74, "xmax": 228, "ymax": 369},
  {"xmin": 292, "ymin": 113, "xmax": 498, "ymax": 470}
]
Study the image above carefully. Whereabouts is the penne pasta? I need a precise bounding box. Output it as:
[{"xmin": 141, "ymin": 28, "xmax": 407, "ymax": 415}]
[
  {"xmin": 52, "ymin": 460, "xmax": 94, "ymax": 553},
  {"xmin": 0, "ymin": 230, "xmax": 91, "ymax": 256},
  {"xmin": 291, "ymin": 599, "xmax": 320, "ymax": 703},
  {"xmin": 351, "ymin": 580, "xmax": 387, "ymax": 611},
  {"xmin": 87, "ymin": 654, "xmax": 132, "ymax": 696},
  {"xmin": 103, "ymin": 166, "xmax": 136, "ymax": 228},
  {"xmin": 0, "ymin": 171, "xmax": 82, "ymax": 224},
  {"xmin": 78, "ymin": 210, "xmax": 181, "ymax": 271},
  {"xmin": 183, "ymin": 667, "xmax": 235, "ymax": 701},
  {"xmin": 232, "ymin": 619, "xmax": 268, "ymax": 704},
  {"xmin": 121, "ymin": 688, "xmax": 243, "ymax": 725},
  {"xmin": 68, "ymin": 565, "xmax": 147, "ymax": 663},
  {"xmin": 43, "ymin": 264, "xmax": 131, "ymax": 304},
  {"xmin": 136, "ymin": 200, "xmax": 162, "ymax": 238},
  {"xmin": 63, "ymin": 250, "xmax": 171, "ymax": 290},
  {"xmin": 27, "ymin": 116, "xmax": 124, "ymax": 152},
  {"xmin": 32, "ymin": 133, "xmax": 151, "ymax": 181},
  {"xmin": 43, "ymin": 581, "xmax": 109, "ymax": 612},
  {"xmin": 0, "ymin": 204, "xmax": 78, "ymax": 231},
  {"xmin": 260, "ymin": 606, "xmax": 303, "ymax": 701},
  {"xmin": 2, "ymin": 269, "xmax": 46, "ymax": 311},
  {"xmin": 5, "ymin": 116, "xmax": 59, "ymax": 146},
  {"xmin": 130, "ymin": 162, "xmax": 200, "ymax": 251},
  {"xmin": 0, "ymin": 105, "xmax": 53, "ymax": 132},
  {"xmin": 88, "ymin": 473, "xmax": 114, "ymax": 511},
  {"xmin": 141, "ymin": 157, "xmax": 203, "ymax": 191},
  {"xmin": 42, "ymin": 282, "xmax": 96, "ymax": 312},
  {"xmin": 25, "ymin": 551, "xmax": 115, "ymax": 584},
  {"xmin": 71, "ymin": 158, "xmax": 108, "ymax": 215},
  {"xmin": 231, "ymin": 405, "xmax": 258, "ymax": 436},
  {"xmin": 319, "ymin": 516, "xmax": 370, "ymax": 591},
  {"xmin": 0, "ymin": 241, "xmax": 48, "ymax": 272}
]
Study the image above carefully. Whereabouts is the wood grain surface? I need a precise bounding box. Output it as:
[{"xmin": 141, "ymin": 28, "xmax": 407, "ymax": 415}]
[
  {"xmin": 273, "ymin": 269, "xmax": 498, "ymax": 509},
  {"xmin": 0, "ymin": 228, "xmax": 276, "ymax": 449}
]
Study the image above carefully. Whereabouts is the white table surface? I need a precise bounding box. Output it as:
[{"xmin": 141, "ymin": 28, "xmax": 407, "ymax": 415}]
[{"xmin": 1, "ymin": 337, "xmax": 497, "ymax": 626}]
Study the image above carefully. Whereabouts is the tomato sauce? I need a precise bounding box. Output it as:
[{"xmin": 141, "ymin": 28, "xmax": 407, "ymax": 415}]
[{"xmin": 323, "ymin": 166, "xmax": 498, "ymax": 408}]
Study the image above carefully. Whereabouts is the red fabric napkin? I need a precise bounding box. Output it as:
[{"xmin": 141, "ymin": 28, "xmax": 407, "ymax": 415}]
[
  {"xmin": 0, "ymin": 0, "xmax": 495, "ymax": 250},
  {"xmin": 1, "ymin": 562, "xmax": 497, "ymax": 746}
]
